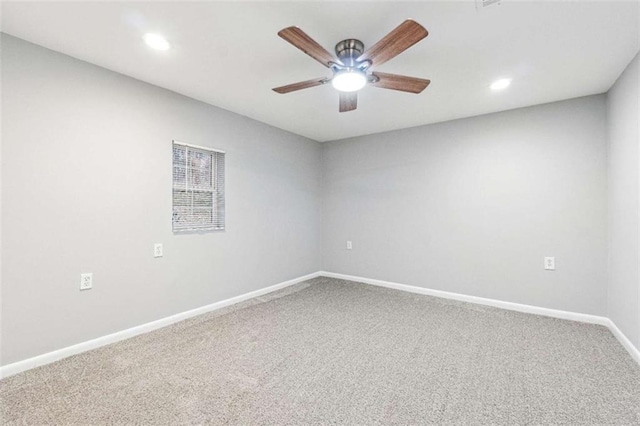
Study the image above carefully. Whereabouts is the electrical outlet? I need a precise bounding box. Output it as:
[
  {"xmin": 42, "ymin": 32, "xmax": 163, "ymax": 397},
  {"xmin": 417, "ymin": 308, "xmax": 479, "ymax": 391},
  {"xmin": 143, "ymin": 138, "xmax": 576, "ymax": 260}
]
[
  {"xmin": 544, "ymin": 257, "xmax": 555, "ymax": 271},
  {"xmin": 80, "ymin": 273, "xmax": 93, "ymax": 290},
  {"xmin": 154, "ymin": 243, "xmax": 163, "ymax": 258},
  {"xmin": 346, "ymin": 240, "xmax": 353, "ymax": 250}
]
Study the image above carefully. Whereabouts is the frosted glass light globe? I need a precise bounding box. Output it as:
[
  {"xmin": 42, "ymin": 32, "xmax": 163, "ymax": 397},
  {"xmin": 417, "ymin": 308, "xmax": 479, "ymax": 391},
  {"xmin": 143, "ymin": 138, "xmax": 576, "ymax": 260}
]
[{"xmin": 332, "ymin": 70, "xmax": 367, "ymax": 92}]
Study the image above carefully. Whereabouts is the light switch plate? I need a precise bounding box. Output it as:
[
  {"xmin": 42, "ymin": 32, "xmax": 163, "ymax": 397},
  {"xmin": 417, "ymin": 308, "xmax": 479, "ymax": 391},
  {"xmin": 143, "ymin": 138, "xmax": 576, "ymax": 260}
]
[{"xmin": 154, "ymin": 243, "xmax": 163, "ymax": 258}]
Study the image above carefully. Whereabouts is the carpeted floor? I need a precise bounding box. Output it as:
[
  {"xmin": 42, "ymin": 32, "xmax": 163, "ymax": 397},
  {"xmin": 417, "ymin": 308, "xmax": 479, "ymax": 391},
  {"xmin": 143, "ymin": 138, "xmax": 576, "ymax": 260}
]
[{"xmin": 1, "ymin": 277, "xmax": 639, "ymax": 425}]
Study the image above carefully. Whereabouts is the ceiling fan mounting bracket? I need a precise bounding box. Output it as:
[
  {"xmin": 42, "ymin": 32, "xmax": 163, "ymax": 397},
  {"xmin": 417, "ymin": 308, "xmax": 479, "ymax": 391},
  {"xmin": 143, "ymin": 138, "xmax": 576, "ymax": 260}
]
[{"xmin": 329, "ymin": 61, "xmax": 371, "ymax": 74}]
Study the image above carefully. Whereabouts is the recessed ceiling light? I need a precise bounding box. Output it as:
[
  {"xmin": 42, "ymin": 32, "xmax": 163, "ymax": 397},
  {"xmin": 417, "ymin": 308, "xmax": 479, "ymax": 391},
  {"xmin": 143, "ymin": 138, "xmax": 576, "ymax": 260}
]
[
  {"xmin": 143, "ymin": 33, "xmax": 170, "ymax": 51},
  {"xmin": 490, "ymin": 78, "xmax": 511, "ymax": 91}
]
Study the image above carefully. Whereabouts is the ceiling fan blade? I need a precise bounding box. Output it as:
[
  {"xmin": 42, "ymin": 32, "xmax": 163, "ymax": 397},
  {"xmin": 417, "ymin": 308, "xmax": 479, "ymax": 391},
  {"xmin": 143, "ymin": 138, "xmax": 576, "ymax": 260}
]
[
  {"xmin": 371, "ymin": 72, "xmax": 431, "ymax": 93},
  {"xmin": 339, "ymin": 92, "xmax": 357, "ymax": 112},
  {"xmin": 278, "ymin": 26, "xmax": 339, "ymax": 68},
  {"xmin": 358, "ymin": 20, "xmax": 428, "ymax": 66},
  {"xmin": 273, "ymin": 77, "xmax": 329, "ymax": 94}
]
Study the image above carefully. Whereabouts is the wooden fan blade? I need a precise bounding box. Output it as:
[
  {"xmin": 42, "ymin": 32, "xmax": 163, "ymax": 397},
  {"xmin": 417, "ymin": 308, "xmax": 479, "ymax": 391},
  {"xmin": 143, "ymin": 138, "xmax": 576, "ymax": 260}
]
[
  {"xmin": 339, "ymin": 92, "xmax": 357, "ymax": 112},
  {"xmin": 278, "ymin": 27, "xmax": 339, "ymax": 68},
  {"xmin": 371, "ymin": 72, "xmax": 431, "ymax": 94},
  {"xmin": 358, "ymin": 20, "xmax": 428, "ymax": 66},
  {"xmin": 273, "ymin": 78, "xmax": 329, "ymax": 94}
]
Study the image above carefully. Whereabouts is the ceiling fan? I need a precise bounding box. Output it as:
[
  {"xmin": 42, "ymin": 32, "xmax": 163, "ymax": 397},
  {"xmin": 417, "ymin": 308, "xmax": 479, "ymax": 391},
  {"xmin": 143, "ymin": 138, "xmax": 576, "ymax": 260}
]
[{"xmin": 272, "ymin": 20, "xmax": 431, "ymax": 113}]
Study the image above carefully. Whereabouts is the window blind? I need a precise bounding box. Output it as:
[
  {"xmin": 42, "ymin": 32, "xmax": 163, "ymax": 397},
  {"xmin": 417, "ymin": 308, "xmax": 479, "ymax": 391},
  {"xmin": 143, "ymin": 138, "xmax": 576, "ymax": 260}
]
[{"xmin": 172, "ymin": 141, "xmax": 225, "ymax": 232}]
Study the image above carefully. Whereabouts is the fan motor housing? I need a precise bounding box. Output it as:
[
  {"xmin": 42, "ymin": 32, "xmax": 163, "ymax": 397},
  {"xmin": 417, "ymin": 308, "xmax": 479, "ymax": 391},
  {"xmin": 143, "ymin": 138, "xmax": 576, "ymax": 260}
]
[{"xmin": 335, "ymin": 39, "xmax": 364, "ymax": 67}]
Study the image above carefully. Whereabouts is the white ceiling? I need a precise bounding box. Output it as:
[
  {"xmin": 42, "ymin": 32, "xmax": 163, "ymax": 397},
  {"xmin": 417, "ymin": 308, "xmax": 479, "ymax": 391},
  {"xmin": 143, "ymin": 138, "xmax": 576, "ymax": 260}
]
[{"xmin": 2, "ymin": 1, "xmax": 639, "ymax": 142}]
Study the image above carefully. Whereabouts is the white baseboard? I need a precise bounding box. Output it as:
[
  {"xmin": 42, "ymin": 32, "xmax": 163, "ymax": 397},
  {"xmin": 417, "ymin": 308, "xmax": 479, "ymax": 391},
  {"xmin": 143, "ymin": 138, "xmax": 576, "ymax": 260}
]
[
  {"xmin": 0, "ymin": 271, "xmax": 322, "ymax": 379},
  {"xmin": 320, "ymin": 271, "xmax": 609, "ymax": 325},
  {"xmin": 319, "ymin": 271, "xmax": 640, "ymax": 365},
  {"xmin": 3, "ymin": 270, "xmax": 638, "ymax": 379},
  {"xmin": 605, "ymin": 319, "xmax": 640, "ymax": 365}
]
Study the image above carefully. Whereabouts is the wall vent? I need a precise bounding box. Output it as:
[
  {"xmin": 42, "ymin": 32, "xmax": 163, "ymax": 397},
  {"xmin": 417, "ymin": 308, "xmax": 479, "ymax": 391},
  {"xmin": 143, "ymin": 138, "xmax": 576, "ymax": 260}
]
[{"xmin": 476, "ymin": 0, "xmax": 502, "ymax": 9}]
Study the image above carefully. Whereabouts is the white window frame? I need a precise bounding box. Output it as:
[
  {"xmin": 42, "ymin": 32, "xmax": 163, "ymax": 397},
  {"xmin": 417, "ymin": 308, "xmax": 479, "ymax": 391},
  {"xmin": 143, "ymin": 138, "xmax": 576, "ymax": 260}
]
[{"xmin": 172, "ymin": 140, "xmax": 225, "ymax": 232}]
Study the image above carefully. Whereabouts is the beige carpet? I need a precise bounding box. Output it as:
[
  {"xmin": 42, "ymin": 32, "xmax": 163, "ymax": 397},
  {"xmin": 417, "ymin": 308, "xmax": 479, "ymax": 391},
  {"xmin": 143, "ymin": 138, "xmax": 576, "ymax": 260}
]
[{"xmin": 1, "ymin": 277, "xmax": 639, "ymax": 425}]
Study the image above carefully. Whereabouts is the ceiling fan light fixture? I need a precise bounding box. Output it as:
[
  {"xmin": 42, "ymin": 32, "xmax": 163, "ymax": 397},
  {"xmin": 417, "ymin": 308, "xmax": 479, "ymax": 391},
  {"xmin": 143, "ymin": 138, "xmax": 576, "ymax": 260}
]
[
  {"xmin": 272, "ymin": 20, "xmax": 430, "ymax": 111},
  {"xmin": 332, "ymin": 69, "xmax": 367, "ymax": 92}
]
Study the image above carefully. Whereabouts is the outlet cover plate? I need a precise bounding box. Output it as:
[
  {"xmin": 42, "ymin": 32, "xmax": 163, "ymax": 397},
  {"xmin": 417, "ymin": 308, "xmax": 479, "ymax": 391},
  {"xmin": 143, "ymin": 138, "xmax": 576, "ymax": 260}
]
[
  {"xmin": 544, "ymin": 257, "xmax": 555, "ymax": 270},
  {"xmin": 154, "ymin": 243, "xmax": 163, "ymax": 258},
  {"xmin": 80, "ymin": 273, "xmax": 93, "ymax": 290}
]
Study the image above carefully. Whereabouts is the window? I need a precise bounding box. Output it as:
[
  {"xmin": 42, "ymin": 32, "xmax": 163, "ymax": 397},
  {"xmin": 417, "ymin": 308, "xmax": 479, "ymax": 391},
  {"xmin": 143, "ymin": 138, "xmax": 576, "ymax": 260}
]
[{"xmin": 172, "ymin": 141, "xmax": 225, "ymax": 232}]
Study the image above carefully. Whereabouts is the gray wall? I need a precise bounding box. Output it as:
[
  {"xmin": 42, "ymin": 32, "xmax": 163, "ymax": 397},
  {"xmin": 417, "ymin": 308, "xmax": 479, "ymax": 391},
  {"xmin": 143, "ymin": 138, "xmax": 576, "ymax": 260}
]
[
  {"xmin": 1, "ymin": 35, "xmax": 322, "ymax": 365},
  {"xmin": 607, "ymin": 52, "xmax": 640, "ymax": 350},
  {"xmin": 322, "ymin": 95, "xmax": 608, "ymax": 316},
  {"xmin": 2, "ymin": 33, "xmax": 634, "ymax": 366}
]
